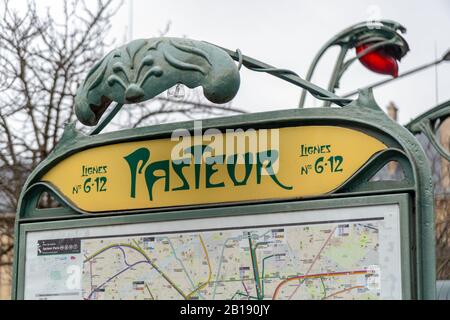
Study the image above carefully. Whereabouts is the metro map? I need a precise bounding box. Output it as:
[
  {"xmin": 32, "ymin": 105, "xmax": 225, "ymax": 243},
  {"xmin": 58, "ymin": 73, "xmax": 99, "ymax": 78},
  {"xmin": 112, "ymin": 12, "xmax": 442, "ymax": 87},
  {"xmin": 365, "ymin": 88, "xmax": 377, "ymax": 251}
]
[{"xmin": 80, "ymin": 218, "xmax": 381, "ymax": 300}]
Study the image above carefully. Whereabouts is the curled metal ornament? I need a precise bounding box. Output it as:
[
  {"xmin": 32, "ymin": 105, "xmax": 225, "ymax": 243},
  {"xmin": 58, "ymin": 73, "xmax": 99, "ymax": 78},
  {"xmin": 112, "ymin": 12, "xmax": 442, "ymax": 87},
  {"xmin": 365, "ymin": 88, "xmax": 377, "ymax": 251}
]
[
  {"xmin": 350, "ymin": 20, "xmax": 409, "ymax": 60},
  {"xmin": 75, "ymin": 37, "xmax": 241, "ymax": 126},
  {"xmin": 406, "ymin": 100, "xmax": 450, "ymax": 162}
]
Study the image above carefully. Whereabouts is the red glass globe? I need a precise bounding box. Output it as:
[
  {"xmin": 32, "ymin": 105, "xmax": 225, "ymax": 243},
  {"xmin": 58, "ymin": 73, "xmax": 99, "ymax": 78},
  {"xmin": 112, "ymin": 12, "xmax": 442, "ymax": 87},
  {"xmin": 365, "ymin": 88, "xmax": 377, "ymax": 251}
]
[{"xmin": 356, "ymin": 44, "xmax": 399, "ymax": 78}]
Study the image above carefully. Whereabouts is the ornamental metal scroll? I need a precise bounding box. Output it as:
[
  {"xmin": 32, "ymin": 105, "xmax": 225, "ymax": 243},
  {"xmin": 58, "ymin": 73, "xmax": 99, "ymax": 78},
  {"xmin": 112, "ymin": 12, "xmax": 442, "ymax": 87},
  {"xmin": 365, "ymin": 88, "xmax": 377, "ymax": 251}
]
[
  {"xmin": 74, "ymin": 37, "xmax": 354, "ymax": 133},
  {"xmin": 406, "ymin": 100, "xmax": 450, "ymax": 162},
  {"xmin": 298, "ymin": 20, "xmax": 410, "ymax": 108},
  {"xmin": 74, "ymin": 38, "xmax": 241, "ymax": 126}
]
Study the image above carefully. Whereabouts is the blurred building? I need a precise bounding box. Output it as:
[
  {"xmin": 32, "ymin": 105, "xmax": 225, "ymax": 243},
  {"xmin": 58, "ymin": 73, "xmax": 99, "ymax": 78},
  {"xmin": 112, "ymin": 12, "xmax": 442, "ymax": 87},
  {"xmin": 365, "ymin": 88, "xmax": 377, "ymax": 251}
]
[
  {"xmin": 0, "ymin": 213, "xmax": 14, "ymax": 300},
  {"xmin": 435, "ymin": 115, "xmax": 450, "ymax": 280},
  {"xmin": 440, "ymin": 119, "xmax": 450, "ymax": 190}
]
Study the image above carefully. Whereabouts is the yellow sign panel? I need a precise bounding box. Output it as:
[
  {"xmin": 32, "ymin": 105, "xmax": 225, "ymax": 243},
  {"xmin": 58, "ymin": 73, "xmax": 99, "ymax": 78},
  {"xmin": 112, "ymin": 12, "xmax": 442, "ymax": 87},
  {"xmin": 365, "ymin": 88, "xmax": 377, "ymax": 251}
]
[{"xmin": 42, "ymin": 126, "xmax": 386, "ymax": 212}]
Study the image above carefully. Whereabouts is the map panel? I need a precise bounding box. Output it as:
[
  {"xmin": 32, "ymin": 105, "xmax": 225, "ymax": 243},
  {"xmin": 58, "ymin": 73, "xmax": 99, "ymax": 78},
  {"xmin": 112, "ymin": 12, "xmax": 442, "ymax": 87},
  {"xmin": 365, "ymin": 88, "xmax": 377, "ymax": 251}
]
[{"xmin": 23, "ymin": 204, "xmax": 404, "ymax": 300}]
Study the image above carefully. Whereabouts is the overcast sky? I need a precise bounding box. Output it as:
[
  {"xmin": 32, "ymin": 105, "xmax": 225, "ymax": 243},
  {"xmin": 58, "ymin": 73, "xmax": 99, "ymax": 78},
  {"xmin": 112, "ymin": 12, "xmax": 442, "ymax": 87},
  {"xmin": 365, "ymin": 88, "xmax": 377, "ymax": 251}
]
[{"xmin": 22, "ymin": 0, "xmax": 450, "ymax": 124}]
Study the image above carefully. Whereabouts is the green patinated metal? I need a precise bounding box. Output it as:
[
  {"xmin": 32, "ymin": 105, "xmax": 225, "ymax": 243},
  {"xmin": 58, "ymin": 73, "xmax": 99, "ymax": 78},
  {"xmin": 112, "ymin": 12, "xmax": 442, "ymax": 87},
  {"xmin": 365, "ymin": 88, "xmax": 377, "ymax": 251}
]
[
  {"xmin": 11, "ymin": 36, "xmax": 437, "ymax": 300},
  {"xmin": 75, "ymin": 37, "xmax": 241, "ymax": 126},
  {"xmin": 298, "ymin": 19, "xmax": 409, "ymax": 108},
  {"xmin": 406, "ymin": 99, "xmax": 450, "ymax": 162}
]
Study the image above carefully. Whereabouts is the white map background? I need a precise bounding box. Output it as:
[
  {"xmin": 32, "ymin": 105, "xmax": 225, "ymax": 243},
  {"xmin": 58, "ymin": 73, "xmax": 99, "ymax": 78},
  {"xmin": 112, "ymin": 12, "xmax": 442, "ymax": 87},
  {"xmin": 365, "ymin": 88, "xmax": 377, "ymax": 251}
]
[{"xmin": 24, "ymin": 204, "xmax": 404, "ymax": 300}]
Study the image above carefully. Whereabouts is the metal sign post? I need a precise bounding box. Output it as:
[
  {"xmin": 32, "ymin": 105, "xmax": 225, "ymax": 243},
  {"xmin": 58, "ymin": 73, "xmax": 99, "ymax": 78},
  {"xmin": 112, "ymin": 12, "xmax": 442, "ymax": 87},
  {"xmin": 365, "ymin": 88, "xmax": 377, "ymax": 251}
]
[{"xmin": 11, "ymin": 35, "xmax": 438, "ymax": 300}]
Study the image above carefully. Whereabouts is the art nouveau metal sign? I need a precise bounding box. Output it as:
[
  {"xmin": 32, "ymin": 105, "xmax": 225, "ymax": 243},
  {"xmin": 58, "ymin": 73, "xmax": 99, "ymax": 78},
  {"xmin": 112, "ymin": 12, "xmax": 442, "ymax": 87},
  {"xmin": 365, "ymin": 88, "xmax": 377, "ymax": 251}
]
[{"xmin": 12, "ymin": 27, "xmax": 439, "ymax": 300}]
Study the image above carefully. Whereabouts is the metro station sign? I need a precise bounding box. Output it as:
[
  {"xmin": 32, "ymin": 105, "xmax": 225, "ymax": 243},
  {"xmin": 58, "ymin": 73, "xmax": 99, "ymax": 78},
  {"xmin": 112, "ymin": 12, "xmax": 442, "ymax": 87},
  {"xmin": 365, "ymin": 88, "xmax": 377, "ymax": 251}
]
[
  {"xmin": 13, "ymin": 34, "xmax": 437, "ymax": 301},
  {"xmin": 41, "ymin": 125, "xmax": 386, "ymax": 213}
]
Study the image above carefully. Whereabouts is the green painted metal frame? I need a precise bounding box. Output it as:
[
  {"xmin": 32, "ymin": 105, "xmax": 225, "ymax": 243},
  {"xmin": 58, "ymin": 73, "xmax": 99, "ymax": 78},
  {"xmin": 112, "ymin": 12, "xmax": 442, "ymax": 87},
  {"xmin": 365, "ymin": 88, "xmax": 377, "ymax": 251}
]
[
  {"xmin": 14, "ymin": 193, "xmax": 413, "ymax": 300},
  {"xmin": 298, "ymin": 20, "xmax": 409, "ymax": 108},
  {"xmin": 11, "ymin": 89, "xmax": 435, "ymax": 299},
  {"xmin": 10, "ymin": 34, "xmax": 437, "ymax": 300},
  {"xmin": 406, "ymin": 99, "xmax": 450, "ymax": 162}
]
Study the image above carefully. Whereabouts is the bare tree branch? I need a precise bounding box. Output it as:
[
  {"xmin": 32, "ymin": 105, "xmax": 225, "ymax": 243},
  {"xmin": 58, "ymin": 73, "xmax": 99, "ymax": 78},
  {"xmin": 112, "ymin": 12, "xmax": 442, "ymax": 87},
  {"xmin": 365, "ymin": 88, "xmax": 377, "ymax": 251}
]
[{"xmin": 0, "ymin": 2, "xmax": 247, "ymax": 298}]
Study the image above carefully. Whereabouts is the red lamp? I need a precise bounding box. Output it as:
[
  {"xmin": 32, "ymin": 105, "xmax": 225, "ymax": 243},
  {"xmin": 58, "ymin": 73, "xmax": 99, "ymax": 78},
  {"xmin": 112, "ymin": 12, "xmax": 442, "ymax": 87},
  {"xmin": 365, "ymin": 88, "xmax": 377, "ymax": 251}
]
[{"xmin": 356, "ymin": 44, "xmax": 399, "ymax": 78}]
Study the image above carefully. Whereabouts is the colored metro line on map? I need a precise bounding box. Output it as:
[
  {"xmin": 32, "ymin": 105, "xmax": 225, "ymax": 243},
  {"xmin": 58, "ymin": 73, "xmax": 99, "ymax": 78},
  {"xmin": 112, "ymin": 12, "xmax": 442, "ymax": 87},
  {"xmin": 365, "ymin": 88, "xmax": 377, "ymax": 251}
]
[{"xmin": 80, "ymin": 222, "xmax": 380, "ymax": 300}]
